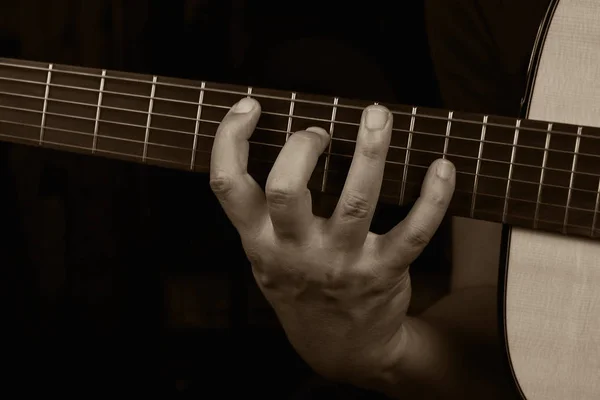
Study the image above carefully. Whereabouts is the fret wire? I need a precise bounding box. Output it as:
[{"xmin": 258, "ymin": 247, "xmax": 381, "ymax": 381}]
[
  {"xmin": 247, "ymin": 86, "xmax": 253, "ymax": 96},
  {"xmin": 2, "ymin": 70, "xmax": 600, "ymax": 143},
  {"xmin": 331, "ymin": 128, "xmax": 597, "ymax": 179},
  {"xmin": 3, "ymin": 56, "xmax": 600, "ymax": 211},
  {"xmin": 3, "ymin": 100, "xmax": 600, "ymax": 184},
  {"xmin": 92, "ymin": 69, "xmax": 107, "ymax": 154},
  {"xmin": 16, "ymin": 91, "xmax": 600, "ymax": 162},
  {"xmin": 400, "ymin": 107, "xmax": 417, "ymax": 206},
  {"xmin": 2, "ymin": 96, "xmax": 597, "ymax": 164},
  {"xmin": 322, "ymin": 97, "xmax": 339, "ymax": 192},
  {"xmin": 190, "ymin": 81, "xmax": 206, "ymax": 170},
  {"xmin": 443, "ymin": 111, "xmax": 453, "ymax": 158},
  {"xmin": 17, "ymin": 114, "xmax": 600, "ymax": 197},
  {"xmin": 503, "ymin": 119, "xmax": 521, "ymax": 223},
  {"xmin": 593, "ymin": 179, "xmax": 600, "ymax": 237},
  {"xmin": 0, "ymin": 87, "xmax": 349, "ymax": 128},
  {"xmin": 563, "ymin": 126, "xmax": 582, "ymax": 233},
  {"xmin": 4, "ymin": 128, "xmax": 600, "ymax": 230},
  {"xmin": 0, "ymin": 130, "xmax": 188, "ymax": 167},
  {"xmin": 0, "ymin": 121, "xmax": 588, "ymax": 214},
  {"xmin": 39, "ymin": 63, "xmax": 53, "ymax": 145},
  {"xmin": 371, "ymin": 161, "xmax": 600, "ymax": 200},
  {"xmin": 534, "ymin": 124, "xmax": 552, "ymax": 229},
  {"xmin": 2, "ymin": 62, "xmax": 596, "ymax": 141},
  {"xmin": 142, "ymin": 76, "xmax": 158, "ymax": 162},
  {"xmin": 286, "ymin": 92, "xmax": 296, "ymax": 141},
  {"xmin": 0, "ymin": 74, "xmax": 377, "ymax": 120},
  {"xmin": 4, "ymin": 89, "xmax": 597, "ymax": 162},
  {"xmin": 0, "ymin": 68, "xmax": 404, "ymax": 121},
  {"xmin": 471, "ymin": 115, "xmax": 487, "ymax": 218},
  {"xmin": 1, "ymin": 116, "xmax": 599, "ymax": 214},
  {"xmin": 3, "ymin": 87, "xmax": 600, "ymax": 156},
  {"xmin": 1, "ymin": 118, "xmax": 176, "ymax": 148}
]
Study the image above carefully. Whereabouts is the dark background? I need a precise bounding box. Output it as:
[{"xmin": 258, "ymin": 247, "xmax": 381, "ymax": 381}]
[{"xmin": 0, "ymin": 0, "xmax": 549, "ymax": 397}]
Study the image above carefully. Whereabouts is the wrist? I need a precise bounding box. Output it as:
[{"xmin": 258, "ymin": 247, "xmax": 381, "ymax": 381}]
[{"xmin": 340, "ymin": 317, "xmax": 459, "ymax": 398}]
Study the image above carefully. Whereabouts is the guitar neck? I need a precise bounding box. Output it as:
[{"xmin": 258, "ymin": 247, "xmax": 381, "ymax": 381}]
[{"xmin": 0, "ymin": 58, "xmax": 599, "ymax": 240}]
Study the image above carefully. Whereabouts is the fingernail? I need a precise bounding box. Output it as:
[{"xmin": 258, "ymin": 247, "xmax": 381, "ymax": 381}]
[
  {"xmin": 436, "ymin": 159, "xmax": 455, "ymax": 180},
  {"xmin": 232, "ymin": 97, "xmax": 255, "ymax": 113},
  {"xmin": 306, "ymin": 126, "xmax": 329, "ymax": 137},
  {"xmin": 365, "ymin": 106, "xmax": 389, "ymax": 130}
]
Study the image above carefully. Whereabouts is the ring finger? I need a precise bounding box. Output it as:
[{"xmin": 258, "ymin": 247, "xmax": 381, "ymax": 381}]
[{"xmin": 327, "ymin": 105, "xmax": 393, "ymax": 249}]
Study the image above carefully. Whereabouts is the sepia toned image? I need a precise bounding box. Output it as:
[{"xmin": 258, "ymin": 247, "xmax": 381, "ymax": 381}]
[{"xmin": 1, "ymin": 1, "xmax": 598, "ymax": 398}]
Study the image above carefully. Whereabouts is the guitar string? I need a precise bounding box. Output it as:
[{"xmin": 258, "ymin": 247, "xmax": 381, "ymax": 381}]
[
  {"xmin": 1, "ymin": 69, "xmax": 599, "ymax": 194},
  {"xmin": 2, "ymin": 89, "xmax": 600, "ymax": 163},
  {"xmin": 1, "ymin": 66, "xmax": 600, "ymax": 141},
  {"xmin": 0, "ymin": 127, "xmax": 597, "ymax": 230},
  {"xmin": 1, "ymin": 89, "xmax": 599, "ymax": 166},
  {"xmin": 1, "ymin": 115, "xmax": 599, "ymax": 212},
  {"xmin": 3, "ymin": 74, "xmax": 600, "ymax": 142},
  {"xmin": 0, "ymin": 106, "xmax": 598, "ymax": 203},
  {"xmin": 3, "ymin": 63, "xmax": 600, "ymax": 141},
  {"xmin": 1, "ymin": 100, "xmax": 599, "ymax": 196},
  {"xmin": 2, "ymin": 63, "xmax": 598, "ymax": 236},
  {"xmin": 1, "ymin": 102, "xmax": 599, "ymax": 198},
  {"xmin": 2, "ymin": 78, "xmax": 600, "ymax": 160}
]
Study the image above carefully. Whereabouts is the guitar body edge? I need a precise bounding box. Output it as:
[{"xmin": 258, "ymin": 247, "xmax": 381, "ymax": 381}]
[
  {"xmin": 501, "ymin": 0, "xmax": 600, "ymax": 398},
  {"xmin": 501, "ymin": 227, "xmax": 600, "ymax": 399}
]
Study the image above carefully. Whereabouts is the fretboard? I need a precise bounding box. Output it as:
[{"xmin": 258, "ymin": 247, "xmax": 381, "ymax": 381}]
[{"xmin": 1, "ymin": 58, "xmax": 599, "ymax": 240}]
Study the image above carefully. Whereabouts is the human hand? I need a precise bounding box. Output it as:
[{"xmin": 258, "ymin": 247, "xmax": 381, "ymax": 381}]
[{"xmin": 210, "ymin": 97, "xmax": 456, "ymax": 381}]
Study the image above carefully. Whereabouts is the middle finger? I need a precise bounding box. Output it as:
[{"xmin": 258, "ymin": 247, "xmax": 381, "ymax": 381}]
[{"xmin": 265, "ymin": 127, "xmax": 331, "ymax": 243}]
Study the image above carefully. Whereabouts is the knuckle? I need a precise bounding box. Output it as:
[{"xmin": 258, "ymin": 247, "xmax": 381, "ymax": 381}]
[
  {"xmin": 360, "ymin": 145, "xmax": 385, "ymax": 161},
  {"xmin": 253, "ymin": 269, "xmax": 276, "ymax": 289},
  {"xmin": 245, "ymin": 246, "xmax": 275, "ymax": 287},
  {"xmin": 324, "ymin": 267, "xmax": 349, "ymax": 290},
  {"xmin": 427, "ymin": 190, "xmax": 449, "ymax": 209},
  {"xmin": 265, "ymin": 185, "xmax": 298, "ymax": 208},
  {"xmin": 358, "ymin": 139, "xmax": 386, "ymax": 161},
  {"xmin": 252, "ymin": 264, "xmax": 281, "ymax": 292},
  {"xmin": 404, "ymin": 223, "xmax": 432, "ymax": 248},
  {"xmin": 209, "ymin": 173, "xmax": 235, "ymax": 197},
  {"xmin": 244, "ymin": 245, "xmax": 263, "ymax": 266},
  {"xmin": 340, "ymin": 192, "xmax": 372, "ymax": 220}
]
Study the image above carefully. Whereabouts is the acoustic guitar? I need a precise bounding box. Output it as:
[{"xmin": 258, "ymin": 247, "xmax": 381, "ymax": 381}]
[{"xmin": 0, "ymin": 0, "xmax": 598, "ymax": 397}]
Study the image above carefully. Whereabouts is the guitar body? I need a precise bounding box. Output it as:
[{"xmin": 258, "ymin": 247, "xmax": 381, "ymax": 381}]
[{"xmin": 503, "ymin": 0, "xmax": 600, "ymax": 398}]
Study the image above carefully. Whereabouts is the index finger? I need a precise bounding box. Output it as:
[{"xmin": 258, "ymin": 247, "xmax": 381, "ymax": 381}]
[{"xmin": 210, "ymin": 97, "xmax": 268, "ymax": 233}]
